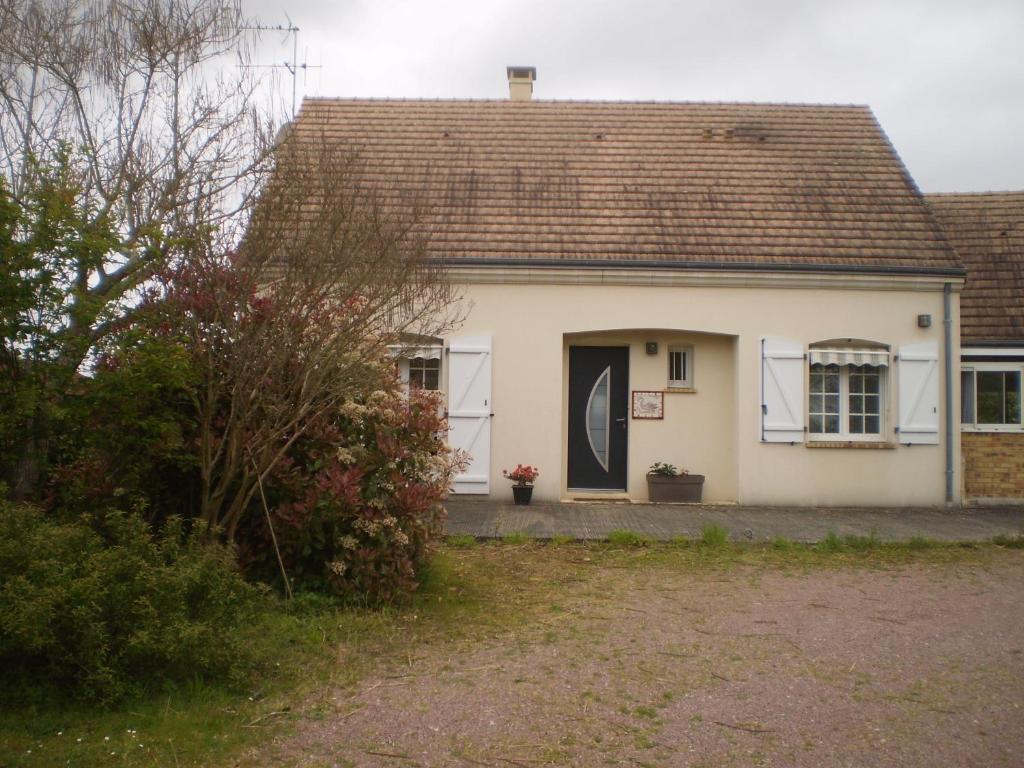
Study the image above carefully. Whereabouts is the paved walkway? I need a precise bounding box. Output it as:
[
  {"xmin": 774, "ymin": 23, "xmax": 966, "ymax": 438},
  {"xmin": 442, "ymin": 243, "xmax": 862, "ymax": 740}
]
[{"xmin": 444, "ymin": 499, "xmax": 1024, "ymax": 543}]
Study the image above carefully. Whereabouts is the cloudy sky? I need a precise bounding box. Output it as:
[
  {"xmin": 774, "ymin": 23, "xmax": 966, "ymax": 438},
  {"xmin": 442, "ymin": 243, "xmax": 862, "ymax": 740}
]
[{"xmin": 243, "ymin": 0, "xmax": 1023, "ymax": 193}]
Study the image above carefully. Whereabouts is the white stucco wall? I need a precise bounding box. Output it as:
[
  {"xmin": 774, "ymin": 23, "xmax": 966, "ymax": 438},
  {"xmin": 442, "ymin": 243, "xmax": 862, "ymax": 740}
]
[{"xmin": 444, "ymin": 273, "xmax": 961, "ymax": 507}]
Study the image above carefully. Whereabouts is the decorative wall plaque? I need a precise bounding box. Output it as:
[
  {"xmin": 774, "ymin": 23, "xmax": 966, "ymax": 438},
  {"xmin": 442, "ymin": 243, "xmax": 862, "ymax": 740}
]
[{"xmin": 632, "ymin": 390, "xmax": 664, "ymax": 420}]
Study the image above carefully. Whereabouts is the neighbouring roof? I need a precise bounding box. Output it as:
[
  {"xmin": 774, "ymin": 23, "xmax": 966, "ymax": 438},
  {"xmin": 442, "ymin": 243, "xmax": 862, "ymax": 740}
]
[
  {"xmin": 289, "ymin": 98, "xmax": 963, "ymax": 275},
  {"xmin": 926, "ymin": 192, "xmax": 1024, "ymax": 344}
]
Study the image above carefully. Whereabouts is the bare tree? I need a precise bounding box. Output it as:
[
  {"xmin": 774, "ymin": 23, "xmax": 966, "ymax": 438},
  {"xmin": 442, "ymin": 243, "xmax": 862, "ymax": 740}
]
[
  {"xmin": 0, "ymin": 0, "xmax": 271, "ymax": 371},
  {"xmin": 156, "ymin": 140, "xmax": 461, "ymax": 541}
]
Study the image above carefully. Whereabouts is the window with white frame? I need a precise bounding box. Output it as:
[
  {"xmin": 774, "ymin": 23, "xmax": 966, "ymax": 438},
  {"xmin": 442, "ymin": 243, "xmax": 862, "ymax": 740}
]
[
  {"xmin": 809, "ymin": 363, "xmax": 884, "ymax": 437},
  {"xmin": 961, "ymin": 364, "xmax": 1022, "ymax": 430},
  {"xmin": 806, "ymin": 342, "xmax": 889, "ymax": 441},
  {"xmin": 667, "ymin": 344, "xmax": 694, "ymax": 388}
]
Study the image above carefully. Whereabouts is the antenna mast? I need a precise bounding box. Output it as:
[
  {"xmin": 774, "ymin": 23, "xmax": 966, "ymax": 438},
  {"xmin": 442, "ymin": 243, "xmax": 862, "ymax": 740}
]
[{"xmin": 242, "ymin": 16, "xmax": 320, "ymax": 118}]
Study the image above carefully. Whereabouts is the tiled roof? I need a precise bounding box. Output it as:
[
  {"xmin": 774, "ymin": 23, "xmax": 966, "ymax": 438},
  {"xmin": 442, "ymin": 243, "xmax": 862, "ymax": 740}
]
[
  {"xmin": 289, "ymin": 99, "xmax": 962, "ymax": 275},
  {"xmin": 925, "ymin": 192, "xmax": 1024, "ymax": 344}
]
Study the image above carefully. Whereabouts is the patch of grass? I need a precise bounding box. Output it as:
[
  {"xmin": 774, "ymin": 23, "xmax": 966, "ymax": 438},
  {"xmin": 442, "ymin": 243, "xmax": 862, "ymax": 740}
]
[
  {"xmin": 446, "ymin": 534, "xmax": 478, "ymax": 548},
  {"xmin": 668, "ymin": 534, "xmax": 691, "ymax": 548},
  {"xmin": 699, "ymin": 524, "xmax": 729, "ymax": 548},
  {"xmin": 502, "ymin": 531, "xmax": 531, "ymax": 545},
  {"xmin": 607, "ymin": 529, "xmax": 653, "ymax": 548},
  {"xmin": 816, "ymin": 531, "xmax": 844, "ymax": 553},
  {"xmin": 843, "ymin": 532, "xmax": 881, "ymax": 552},
  {"xmin": 548, "ymin": 534, "xmax": 576, "ymax": 546},
  {"xmin": 992, "ymin": 533, "xmax": 1024, "ymax": 549},
  {"xmin": 906, "ymin": 536, "xmax": 940, "ymax": 551},
  {"xmin": 771, "ymin": 536, "xmax": 797, "ymax": 551}
]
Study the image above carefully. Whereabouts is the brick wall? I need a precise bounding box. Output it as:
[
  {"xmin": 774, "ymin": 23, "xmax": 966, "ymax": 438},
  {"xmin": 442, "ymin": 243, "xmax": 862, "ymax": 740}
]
[{"xmin": 962, "ymin": 432, "xmax": 1024, "ymax": 500}]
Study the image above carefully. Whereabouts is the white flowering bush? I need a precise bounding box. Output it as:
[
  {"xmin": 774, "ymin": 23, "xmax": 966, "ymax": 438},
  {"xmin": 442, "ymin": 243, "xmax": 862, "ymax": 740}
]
[{"xmin": 240, "ymin": 384, "xmax": 464, "ymax": 602}]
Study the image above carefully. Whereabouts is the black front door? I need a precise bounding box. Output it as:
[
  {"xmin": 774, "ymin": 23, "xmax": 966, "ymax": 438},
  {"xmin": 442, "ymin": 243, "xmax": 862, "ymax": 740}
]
[{"xmin": 568, "ymin": 346, "xmax": 629, "ymax": 490}]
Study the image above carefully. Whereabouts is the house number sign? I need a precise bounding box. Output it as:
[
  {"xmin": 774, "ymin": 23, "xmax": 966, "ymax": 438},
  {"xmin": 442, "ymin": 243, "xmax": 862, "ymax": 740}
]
[{"xmin": 631, "ymin": 390, "xmax": 664, "ymax": 420}]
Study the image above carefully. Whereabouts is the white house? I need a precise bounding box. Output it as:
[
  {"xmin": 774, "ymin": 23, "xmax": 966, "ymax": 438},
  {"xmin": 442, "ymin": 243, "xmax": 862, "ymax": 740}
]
[{"xmin": 286, "ymin": 68, "xmax": 968, "ymax": 507}]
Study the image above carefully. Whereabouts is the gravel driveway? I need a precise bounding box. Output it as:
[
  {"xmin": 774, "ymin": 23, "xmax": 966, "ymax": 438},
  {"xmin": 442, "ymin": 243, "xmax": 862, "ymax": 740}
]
[{"xmin": 265, "ymin": 548, "xmax": 1024, "ymax": 767}]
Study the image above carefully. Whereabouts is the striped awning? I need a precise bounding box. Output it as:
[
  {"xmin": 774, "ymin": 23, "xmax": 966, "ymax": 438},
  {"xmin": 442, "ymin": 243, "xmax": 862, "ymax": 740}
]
[{"xmin": 808, "ymin": 348, "xmax": 890, "ymax": 367}]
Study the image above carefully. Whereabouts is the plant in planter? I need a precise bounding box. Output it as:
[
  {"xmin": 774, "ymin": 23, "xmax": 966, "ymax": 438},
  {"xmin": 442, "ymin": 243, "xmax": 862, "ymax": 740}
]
[
  {"xmin": 503, "ymin": 464, "xmax": 540, "ymax": 505},
  {"xmin": 647, "ymin": 462, "xmax": 705, "ymax": 503}
]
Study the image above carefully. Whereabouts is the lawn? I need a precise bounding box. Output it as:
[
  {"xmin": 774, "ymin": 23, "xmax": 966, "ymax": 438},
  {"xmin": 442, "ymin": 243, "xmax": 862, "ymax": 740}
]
[{"xmin": 3, "ymin": 536, "xmax": 1023, "ymax": 767}]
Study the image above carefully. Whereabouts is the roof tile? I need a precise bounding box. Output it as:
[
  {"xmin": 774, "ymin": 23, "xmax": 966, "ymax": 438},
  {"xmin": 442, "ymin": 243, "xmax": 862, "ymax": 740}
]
[{"xmin": 288, "ymin": 99, "xmax": 962, "ymax": 274}]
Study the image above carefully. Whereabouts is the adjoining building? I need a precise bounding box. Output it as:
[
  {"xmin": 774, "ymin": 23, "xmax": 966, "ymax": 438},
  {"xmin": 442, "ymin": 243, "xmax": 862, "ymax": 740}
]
[{"xmin": 927, "ymin": 193, "xmax": 1024, "ymax": 504}]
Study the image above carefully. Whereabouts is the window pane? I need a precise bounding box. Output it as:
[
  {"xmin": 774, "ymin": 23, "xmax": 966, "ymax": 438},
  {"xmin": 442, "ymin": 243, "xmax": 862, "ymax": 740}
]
[
  {"xmin": 849, "ymin": 393, "xmax": 863, "ymax": 415},
  {"xmin": 425, "ymin": 369, "xmax": 439, "ymax": 390},
  {"xmin": 1008, "ymin": 372, "xmax": 1021, "ymax": 424},
  {"xmin": 864, "ymin": 373, "xmax": 880, "ymax": 394},
  {"xmin": 825, "ymin": 415, "xmax": 840, "ymax": 433},
  {"xmin": 409, "ymin": 369, "xmax": 424, "ymax": 388},
  {"xmin": 809, "ymin": 414, "xmax": 823, "ymax": 433},
  {"xmin": 865, "ymin": 415, "xmax": 880, "ymax": 433},
  {"xmin": 824, "ymin": 366, "xmax": 840, "ymax": 391},
  {"xmin": 864, "ymin": 394, "xmax": 880, "ymax": 416},
  {"xmin": 810, "ymin": 394, "xmax": 823, "ymax": 413},
  {"xmin": 587, "ymin": 368, "xmax": 610, "ymax": 470},
  {"xmin": 849, "ymin": 415, "xmax": 864, "ymax": 433},
  {"xmin": 961, "ymin": 371, "xmax": 975, "ymax": 424},
  {"xmin": 977, "ymin": 371, "xmax": 1006, "ymax": 423},
  {"xmin": 825, "ymin": 394, "xmax": 839, "ymax": 414},
  {"xmin": 810, "ymin": 374, "xmax": 823, "ymax": 394}
]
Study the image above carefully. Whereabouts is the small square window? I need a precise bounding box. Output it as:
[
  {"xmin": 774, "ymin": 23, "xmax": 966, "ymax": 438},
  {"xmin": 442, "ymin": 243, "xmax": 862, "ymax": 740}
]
[{"xmin": 667, "ymin": 345, "xmax": 694, "ymax": 388}]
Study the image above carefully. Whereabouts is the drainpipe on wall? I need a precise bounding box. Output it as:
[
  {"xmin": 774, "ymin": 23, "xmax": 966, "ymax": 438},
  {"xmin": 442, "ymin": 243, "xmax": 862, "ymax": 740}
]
[{"xmin": 944, "ymin": 282, "xmax": 954, "ymax": 504}]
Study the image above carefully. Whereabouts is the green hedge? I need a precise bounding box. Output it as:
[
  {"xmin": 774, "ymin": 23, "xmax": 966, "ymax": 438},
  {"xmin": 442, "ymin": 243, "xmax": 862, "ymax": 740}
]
[{"xmin": 0, "ymin": 502, "xmax": 262, "ymax": 703}]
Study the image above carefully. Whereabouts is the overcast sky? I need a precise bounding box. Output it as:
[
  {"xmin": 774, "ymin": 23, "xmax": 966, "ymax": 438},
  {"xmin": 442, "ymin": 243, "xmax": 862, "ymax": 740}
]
[{"xmin": 243, "ymin": 0, "xmax": 1023, "ymax": 193}]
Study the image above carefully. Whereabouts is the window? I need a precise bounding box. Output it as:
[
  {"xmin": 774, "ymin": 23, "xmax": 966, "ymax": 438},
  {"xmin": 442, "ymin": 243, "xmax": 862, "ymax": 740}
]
[
  {"xmin": 408, "ymin": 357, "xmax": 440, "ymax": 390},
  {"xmin": 809, "ymin": 363, "xmax": 884, "ymax": 438},
  {"xmin": 667, "ymin": 345, "xmax": 694, "ymax": 388},
  {"xmin": 962, "ymin": 366, "xmax": 1022, "ymax": 429}
]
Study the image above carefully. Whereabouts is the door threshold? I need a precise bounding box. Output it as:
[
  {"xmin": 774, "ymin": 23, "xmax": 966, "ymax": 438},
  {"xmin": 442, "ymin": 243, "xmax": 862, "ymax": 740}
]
[{"xmin": 566, "ymin": 491, "xmax": 631, "ymax": 502}]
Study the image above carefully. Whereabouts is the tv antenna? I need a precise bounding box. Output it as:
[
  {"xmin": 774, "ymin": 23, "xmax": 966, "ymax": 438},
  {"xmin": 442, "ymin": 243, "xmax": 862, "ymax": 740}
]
[{"xmin": 242, "ymin": 15, "xmax": 321, "ymax": 118}]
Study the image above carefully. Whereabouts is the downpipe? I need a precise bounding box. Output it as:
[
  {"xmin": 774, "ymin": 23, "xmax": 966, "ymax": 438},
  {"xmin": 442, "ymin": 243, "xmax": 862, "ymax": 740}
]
[{"xmin": 944, "ymin": 283, "xmax": 954, "ymax": 504}]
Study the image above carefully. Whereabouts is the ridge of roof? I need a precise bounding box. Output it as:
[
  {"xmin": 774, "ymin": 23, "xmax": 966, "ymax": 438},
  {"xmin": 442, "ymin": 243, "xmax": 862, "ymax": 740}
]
[{"xmin": 300, "ymin": 96, "xmax": 872, "ymax": 110}]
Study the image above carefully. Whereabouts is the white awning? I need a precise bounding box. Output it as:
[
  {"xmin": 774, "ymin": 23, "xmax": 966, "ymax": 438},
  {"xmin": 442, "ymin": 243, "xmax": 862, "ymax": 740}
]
[
  {"xmin": 808, "ymin": 348, "xmax": 890, "ymax": 367},
  {"xmin": 387, "ymin": 345, "xmax": 443, "ymax": 360}
]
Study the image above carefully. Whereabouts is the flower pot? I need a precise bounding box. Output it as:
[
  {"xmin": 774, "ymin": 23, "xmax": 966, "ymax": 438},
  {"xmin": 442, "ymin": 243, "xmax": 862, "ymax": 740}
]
[
  {"xmin": 647, "ymin": 474, "xmax": 705, "ymax": 503},
  {"xmin": 512, "ymin": 485, "xmax": 534, "ymax": 505}
]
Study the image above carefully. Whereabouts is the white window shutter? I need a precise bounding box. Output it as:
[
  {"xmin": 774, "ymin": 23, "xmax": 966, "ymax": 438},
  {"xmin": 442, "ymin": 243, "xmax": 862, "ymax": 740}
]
[
  {"xmin": 761, "ymin": 338, "xmax": 805, "ymax": 443},
  {"xmin": 447, "ymin": 335, "xmax": 492, "ymax": 494},
  {"xmin": 897, "ymin": 342, "xmax": 939, "ymax": 445}
]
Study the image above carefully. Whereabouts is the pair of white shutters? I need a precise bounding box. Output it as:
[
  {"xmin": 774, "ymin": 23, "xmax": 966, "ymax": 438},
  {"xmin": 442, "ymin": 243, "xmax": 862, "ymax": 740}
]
[{"xmin": 760, "ymin": 339, "xmax": 939, "ymax": 445}]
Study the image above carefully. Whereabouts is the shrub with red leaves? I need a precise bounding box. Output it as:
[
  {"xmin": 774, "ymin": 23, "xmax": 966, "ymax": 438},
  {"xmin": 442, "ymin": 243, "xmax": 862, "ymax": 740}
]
[{"xmin": 239, "ymin": 384, "xmax": 465, "ymax": 603}]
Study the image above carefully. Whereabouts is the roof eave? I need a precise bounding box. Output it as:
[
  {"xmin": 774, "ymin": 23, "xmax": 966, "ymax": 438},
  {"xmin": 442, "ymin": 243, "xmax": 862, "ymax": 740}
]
[{"xmin": 432, "ymin": 256, "xmax": 966, "ymax": 279}]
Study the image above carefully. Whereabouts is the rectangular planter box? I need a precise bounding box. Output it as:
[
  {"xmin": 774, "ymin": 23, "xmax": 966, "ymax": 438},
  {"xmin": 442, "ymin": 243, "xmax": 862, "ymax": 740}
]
[{"xmin": 647, "ymin": 474, "xmax": 705, "ymax": 503}]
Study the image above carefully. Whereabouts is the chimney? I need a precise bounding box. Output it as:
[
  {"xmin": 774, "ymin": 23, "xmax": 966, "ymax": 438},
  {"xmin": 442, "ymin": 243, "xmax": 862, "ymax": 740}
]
[{"xmin": 506, "ymin": 66, "xmax": 537, "ymax": 101}]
